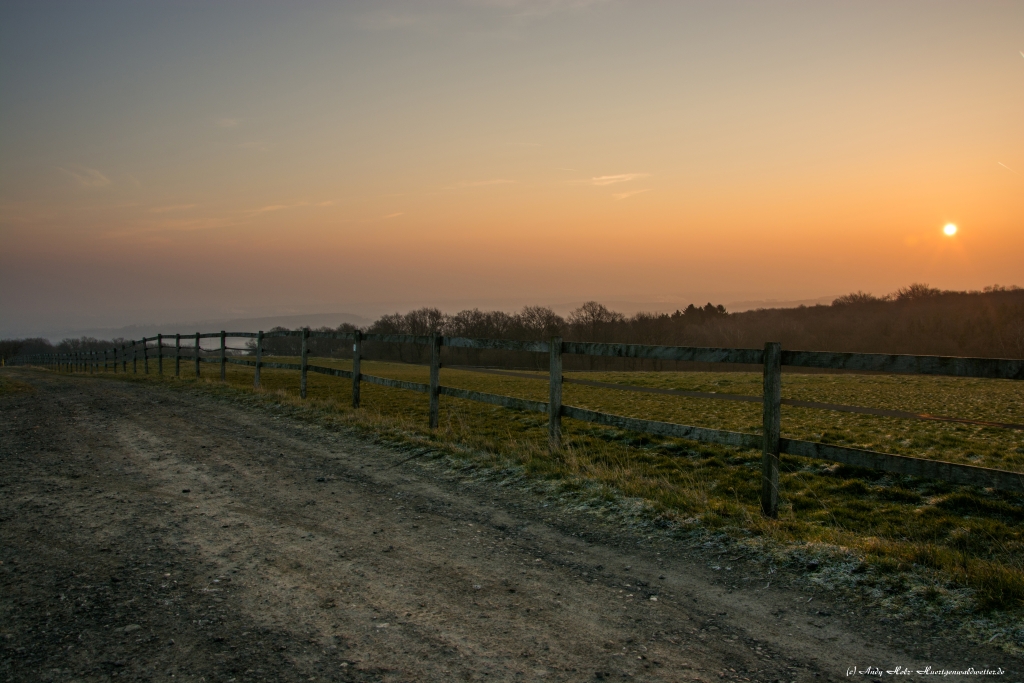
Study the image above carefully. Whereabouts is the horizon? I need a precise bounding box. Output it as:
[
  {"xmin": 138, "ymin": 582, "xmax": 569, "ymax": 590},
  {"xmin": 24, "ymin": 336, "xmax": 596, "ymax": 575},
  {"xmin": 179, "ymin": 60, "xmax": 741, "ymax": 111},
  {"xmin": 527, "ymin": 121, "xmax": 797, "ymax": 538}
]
[{"xmin": 2, "ymin": 1, "xmax": 1023, "ymax": 339}]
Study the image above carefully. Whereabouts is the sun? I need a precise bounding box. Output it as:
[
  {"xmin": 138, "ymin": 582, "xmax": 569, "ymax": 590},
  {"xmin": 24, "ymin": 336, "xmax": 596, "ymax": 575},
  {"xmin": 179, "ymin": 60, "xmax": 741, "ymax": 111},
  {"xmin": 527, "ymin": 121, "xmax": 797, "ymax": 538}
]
[{"xmin": 943, "ymin": 223, "xmax": 957, "ymax": 236}]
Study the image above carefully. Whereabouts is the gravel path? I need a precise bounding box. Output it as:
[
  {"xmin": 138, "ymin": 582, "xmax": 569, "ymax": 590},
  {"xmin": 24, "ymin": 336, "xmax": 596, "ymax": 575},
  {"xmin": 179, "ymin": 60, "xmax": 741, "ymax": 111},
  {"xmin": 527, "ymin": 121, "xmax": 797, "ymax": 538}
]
[{"xmin": 1, "ymin": 369, "xmax": 1019, "ymax": 682}]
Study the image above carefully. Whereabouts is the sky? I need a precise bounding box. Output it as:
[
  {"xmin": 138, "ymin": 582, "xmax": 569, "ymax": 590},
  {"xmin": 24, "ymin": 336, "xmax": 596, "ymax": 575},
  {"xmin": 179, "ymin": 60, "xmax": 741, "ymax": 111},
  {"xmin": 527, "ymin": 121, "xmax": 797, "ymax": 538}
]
[{"xmin": 1, "ymin": 0, "xmax": 1022, "ymax": 337}]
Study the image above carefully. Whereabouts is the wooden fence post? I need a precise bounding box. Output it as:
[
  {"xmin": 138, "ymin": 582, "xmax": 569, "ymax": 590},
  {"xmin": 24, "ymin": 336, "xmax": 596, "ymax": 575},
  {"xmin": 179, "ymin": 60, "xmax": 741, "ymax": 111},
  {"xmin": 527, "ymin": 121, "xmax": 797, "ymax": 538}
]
[
  {"xmin": 194, "ymin": 333, "xmax": 201, "ymax": 378},
  {"xmin": 351, "ymin": 331, "xmax": 362, "ymax": 408},
  {"xmin": 143, "ymin": 338, "xmax": 149, "ymax": 374},
  {"xmin": 157, "ymin": 334, "xmax": 163, "ymax": 376},
  {"xmin": 220, "ymin": 330, "xmax": 227, "ymax": 381},
  {"xmin": 549, "ymin": 336, "xmax": 563, "ymax": 452},
  {"xmin": 90, "ymin": 351, "xmax": 95, "ymax": 374},
  {"xmin": 761, "ymin": 341, "xmax": 782, "ymax": 518},
  {"xmin": 132, "ymin": 341, "xmax": 138, "ymax": 374},
  {"xmin": 174, "ymin": 334, "xmax": 180, "ymax": 377},
  {"xmin": 429, "ymin": 335, "xmax": 441, "ymax": 429},
  {"xmin": 300, "ymin": 328, "xmax": 309, "ymax": 399},
  {"xmin": 121, "ymin": 344, "xmax": 127, "ymax": 373},
  {"xmin": 254, "ymin": 331, "xmax": 263, "ymax": 389}
]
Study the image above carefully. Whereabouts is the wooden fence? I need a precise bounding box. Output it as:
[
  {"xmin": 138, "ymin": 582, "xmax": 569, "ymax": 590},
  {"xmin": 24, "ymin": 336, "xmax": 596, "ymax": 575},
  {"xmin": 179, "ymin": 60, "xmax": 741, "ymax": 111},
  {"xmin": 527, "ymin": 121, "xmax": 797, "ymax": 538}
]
[{"xmin": 14, "ymin": 331, "xmax": 1024, "ymax": 515}]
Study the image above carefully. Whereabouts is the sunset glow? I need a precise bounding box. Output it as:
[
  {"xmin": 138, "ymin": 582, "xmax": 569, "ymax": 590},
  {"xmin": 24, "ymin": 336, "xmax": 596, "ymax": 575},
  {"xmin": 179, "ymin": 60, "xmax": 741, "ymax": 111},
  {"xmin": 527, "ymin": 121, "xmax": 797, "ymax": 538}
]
[
  {"xmin": 944, "ymin": 224, "xmax": 958, "ymax": 236},
  {"xmin": 1, "ymin": 2, "xmax": 1022, "ymax": 338}
]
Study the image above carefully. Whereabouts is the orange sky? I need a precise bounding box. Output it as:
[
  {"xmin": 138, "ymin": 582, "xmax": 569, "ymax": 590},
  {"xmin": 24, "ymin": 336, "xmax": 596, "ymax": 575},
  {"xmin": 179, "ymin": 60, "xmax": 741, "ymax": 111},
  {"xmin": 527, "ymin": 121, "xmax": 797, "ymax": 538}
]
[{"xmin": 1, "ymin": 1, "xmax": 1022, "ymax": 337}]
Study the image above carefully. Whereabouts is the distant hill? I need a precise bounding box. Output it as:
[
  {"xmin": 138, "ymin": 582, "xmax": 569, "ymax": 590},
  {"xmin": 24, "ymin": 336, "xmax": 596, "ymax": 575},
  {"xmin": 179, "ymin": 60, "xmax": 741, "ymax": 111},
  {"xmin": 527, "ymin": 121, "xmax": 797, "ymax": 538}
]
[{"xmin": 41, "ymin": 312, "xmax": 370, "ymax": 344}]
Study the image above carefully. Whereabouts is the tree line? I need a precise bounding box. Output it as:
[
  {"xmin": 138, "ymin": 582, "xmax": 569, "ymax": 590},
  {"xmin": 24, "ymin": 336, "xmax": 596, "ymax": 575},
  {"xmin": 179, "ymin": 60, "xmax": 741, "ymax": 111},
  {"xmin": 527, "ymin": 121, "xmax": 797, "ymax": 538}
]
[{"xmin": 3, "ymin": 284, "xmax": 1021, "ymax": 369}]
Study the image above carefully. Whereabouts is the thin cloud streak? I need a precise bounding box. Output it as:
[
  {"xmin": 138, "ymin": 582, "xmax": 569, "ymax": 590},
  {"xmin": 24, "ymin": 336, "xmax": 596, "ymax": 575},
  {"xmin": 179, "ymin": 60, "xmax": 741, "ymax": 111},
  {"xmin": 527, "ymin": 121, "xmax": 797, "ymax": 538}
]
[
  {"xmin": 587, "ymin": 173, "xmax": 649, "ymax": 186},
  {"xmin": 447, "ymin": 179, "xmax": 516, "ymax": 189},
  {"xmin": 58, "ymin": 166, "xmax": 111, "ymax": 188},
  {"xmin": 998, "ymin": 162, "xmax": 1019, "ymax": 175},
  {"xmin": 150, "ymin": 204, "xmax": 198, "ymax": 213}
]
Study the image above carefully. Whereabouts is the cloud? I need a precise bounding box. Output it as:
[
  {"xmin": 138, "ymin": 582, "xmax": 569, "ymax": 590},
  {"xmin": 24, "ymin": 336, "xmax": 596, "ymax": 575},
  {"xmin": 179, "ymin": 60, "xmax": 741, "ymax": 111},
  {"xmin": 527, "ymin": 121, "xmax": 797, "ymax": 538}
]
[
  {"xmin": 247, "ymin": 200, "xmax": 335, "ymax": 215},
  {"xmin": 149, "ymin": 204, "xmax": 198, "ymax": 213},
  {"xmin": 217, "ymin": 118, "xmax": 241, "ymax": 128},
  {"xmin": 382, "ymin": 212, "xmax": 405, "ymax": 219},
  {"xmin": 467, "ymin": 0, "xmax": 608, "ymax": 19},
  {"xmin": 447, "ymin": 179, "xmax": 516, "ymax": 189},
  {"xmin": 612, "ymin": 188, "xmax": 651, "ymax": 200},
  {"xmin": 58, "ymin": 166, "xmax": 111, "ymax": 188},
  {"xmin": 999, "ymin": 162, "xmax": 1019, "ymax": 175},
  {"xmin": 588, "ymin": 173, "xmax": 649, "ymax": 186}
]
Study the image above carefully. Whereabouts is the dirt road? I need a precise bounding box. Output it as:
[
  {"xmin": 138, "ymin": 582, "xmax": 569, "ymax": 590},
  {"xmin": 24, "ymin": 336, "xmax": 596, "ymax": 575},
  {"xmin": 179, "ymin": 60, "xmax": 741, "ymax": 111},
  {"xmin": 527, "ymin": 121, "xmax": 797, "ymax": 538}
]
[{"xmin": 2, "ymin": 369, "xmax": 1019, "ymax": 682}]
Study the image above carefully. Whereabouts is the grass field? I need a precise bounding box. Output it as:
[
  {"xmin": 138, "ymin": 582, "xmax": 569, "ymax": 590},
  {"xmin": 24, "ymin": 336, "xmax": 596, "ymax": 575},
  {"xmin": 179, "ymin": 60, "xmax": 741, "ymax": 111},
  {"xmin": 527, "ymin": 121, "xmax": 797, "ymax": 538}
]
[{"xmin": 49, "ymin": 356, "xmax": 1024, "ymax": 622}]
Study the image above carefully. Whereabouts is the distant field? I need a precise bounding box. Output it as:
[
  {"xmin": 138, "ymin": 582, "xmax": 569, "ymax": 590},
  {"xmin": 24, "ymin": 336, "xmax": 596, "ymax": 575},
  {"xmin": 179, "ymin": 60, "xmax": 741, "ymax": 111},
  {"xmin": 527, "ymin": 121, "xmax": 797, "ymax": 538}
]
[
  {"xmin": 259, "ymin": 357, "xmax": 1024, "ymax": 472},
  {"xmin": 83, "ymin": 357, "xmax": 1024, "ymax": 612}
]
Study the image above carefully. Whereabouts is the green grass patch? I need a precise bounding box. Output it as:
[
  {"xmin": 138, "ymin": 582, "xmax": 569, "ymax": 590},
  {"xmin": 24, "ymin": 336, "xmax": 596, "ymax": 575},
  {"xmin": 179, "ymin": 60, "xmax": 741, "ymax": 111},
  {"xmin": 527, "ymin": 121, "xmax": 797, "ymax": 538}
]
[{"xmin": 0, "ymin": 374, "xmax": 35, "ymax": 395}]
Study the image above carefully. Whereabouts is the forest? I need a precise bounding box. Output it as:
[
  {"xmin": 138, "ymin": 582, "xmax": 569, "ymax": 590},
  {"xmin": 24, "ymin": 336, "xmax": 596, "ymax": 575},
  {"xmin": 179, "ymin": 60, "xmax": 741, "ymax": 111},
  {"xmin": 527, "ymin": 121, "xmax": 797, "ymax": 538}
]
[{"xmin": 4, "ymin": 284, "xmax": 1022, "ymax": 369}]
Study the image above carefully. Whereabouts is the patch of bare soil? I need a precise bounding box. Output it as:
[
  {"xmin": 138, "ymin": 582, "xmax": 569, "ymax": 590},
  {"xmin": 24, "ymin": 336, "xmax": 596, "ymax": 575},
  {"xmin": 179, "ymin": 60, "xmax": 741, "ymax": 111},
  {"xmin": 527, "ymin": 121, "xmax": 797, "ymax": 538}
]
[{"xmin": 1, "ymin": 369, "xmax": 1020, "ymax": 682}]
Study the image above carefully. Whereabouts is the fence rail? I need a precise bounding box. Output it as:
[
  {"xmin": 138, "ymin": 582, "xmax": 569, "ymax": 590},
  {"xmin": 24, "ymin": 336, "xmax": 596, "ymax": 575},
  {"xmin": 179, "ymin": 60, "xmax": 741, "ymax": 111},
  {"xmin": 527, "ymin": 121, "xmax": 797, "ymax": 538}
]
[{"xmin": 12, "ymin": 331, "xmax": 1024, "ymax": 511}]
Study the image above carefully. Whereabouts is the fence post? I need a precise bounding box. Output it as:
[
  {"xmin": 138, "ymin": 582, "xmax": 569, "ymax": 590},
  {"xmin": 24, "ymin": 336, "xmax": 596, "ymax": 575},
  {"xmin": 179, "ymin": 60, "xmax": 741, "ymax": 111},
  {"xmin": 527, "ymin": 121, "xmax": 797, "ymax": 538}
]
[
  {"xmin": 157, "ymin": 334, "xmax": 163, "ymax": 376},
  {"xmin": 220, "ymin": 330, "xmax": 227, "ymax": 381},
  {"xmin": 429, "ymin": 335, "xmax": 441, "ymax": 429},
  {"xmin": 300, "ymin": 328, "xmax": 309, "ymax": 399},
  {"xmin": 143, "ymin": 338, "xmax": 149, "ymax": 374},
  {"xmin": 549, "ymin": 336, "xmax": 563, "ymax": 452},
  {"xmin": 254, "ymin": 330, "xmax": 263, "ymax": 389},
  {"xmin": 175, "ymin": 334, "xmax": 180, "ymax": 377},
  {"xmin": 132, "ymin": 341, "xmax": 138, "ymax": 374},
  {"xmin": 121, "ymin": 344, "xmax": 127, "ymax": 373},
  {"xmin": 351, "ymin": 331, "xmax": 362, "ymax": 408},
  {"xmin": 194, "ymin": 333, "xmax": 201, "ymax": 378},
  {"xmin": 761, "ymin": 341, "xmax": 782, "ymax": 518},
  {"xmin": 90, "ymin": 351, "xmax": 95, "ymax": 374}
]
